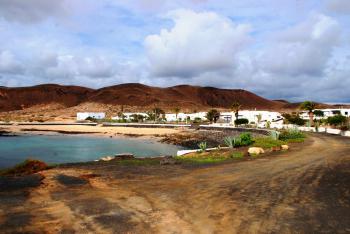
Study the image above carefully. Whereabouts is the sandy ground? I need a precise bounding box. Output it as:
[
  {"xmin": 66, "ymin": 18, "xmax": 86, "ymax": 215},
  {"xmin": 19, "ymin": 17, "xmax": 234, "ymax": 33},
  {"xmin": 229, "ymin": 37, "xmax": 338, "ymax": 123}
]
[
  {"xmin": 0, "ymin": 133, "xmax": 350, "ymax": 233},
  {"xmin": 0, "ymin": 124, "xmax": 182, "ymax": 137}
]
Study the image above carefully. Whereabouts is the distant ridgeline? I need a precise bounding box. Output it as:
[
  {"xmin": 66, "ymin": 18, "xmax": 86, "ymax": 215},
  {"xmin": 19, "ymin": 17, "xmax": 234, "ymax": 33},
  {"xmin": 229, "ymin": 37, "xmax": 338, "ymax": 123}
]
[{"xmin": 0, "ymin": 83, "xmax": 334, "ymax": 112}]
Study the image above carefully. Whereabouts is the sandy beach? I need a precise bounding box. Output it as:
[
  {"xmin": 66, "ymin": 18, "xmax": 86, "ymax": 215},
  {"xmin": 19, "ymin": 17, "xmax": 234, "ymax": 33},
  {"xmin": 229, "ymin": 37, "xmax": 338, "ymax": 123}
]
[{"xmin": 0, "ymin": 124, "xmax": 183, "ymax": 138}]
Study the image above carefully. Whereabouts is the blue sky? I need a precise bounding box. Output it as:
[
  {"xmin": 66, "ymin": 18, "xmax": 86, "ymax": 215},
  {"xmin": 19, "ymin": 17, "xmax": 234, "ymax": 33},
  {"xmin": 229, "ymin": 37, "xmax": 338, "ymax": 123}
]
[{"xmin": 0, "ymin": 0, "xmax": 349, "ymax": 102}]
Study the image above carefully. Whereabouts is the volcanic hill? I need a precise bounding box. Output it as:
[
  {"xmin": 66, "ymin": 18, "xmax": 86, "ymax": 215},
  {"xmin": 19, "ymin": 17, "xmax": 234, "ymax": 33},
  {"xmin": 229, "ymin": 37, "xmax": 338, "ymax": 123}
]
[{"xmin": 0, "ymin": 83, "xmax": 287, "ymax": 114}]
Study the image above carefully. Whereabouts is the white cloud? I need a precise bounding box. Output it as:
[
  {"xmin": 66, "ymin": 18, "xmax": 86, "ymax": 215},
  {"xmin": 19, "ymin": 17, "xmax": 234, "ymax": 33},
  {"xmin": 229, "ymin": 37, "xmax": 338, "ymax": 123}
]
[
  {"xmin": 145, "ymin": 9, "xmax": 251, "ymax": 77},
  {"xmin": 44, "ymin": 55, "xmax": 116, "ymax": 79},
  {"xmin": 143, "ymin": 11, "xmax": 348, "ymax": 102},
  {"xmin": 0, "ymin": 50, "xmax": 23, "ymax": 74},
  {"xmin": 258, "ymin": 14, "xmax": 340, "ymax": 77}
]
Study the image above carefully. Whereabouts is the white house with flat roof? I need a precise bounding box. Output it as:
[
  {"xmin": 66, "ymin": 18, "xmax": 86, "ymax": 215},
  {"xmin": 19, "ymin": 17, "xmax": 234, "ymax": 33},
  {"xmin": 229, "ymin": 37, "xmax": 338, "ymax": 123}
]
[
  {"xmin": 165, "ymin": 112, "xmax": 207, "ymax": 122},
  {"xmin": 218, "ymin": 110, "xmax": 283, "ymax": 124},
  {"xmin": 300, "ymin": 108, "xmax": 350, "ymax": 120},
  {"xmin": 108, "ymin": 110, "xmax": 284, "ymax": 124},
  {"xmin": 77, "ymin": 112, "xmax": 105, "ymax": 121}
]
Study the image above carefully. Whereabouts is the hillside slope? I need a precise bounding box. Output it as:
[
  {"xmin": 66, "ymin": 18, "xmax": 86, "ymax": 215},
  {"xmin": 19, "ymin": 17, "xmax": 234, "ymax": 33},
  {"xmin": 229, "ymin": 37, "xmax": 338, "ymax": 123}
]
[
  {"xmin": 86, "ymin": 83, "xmax": 283, "ymax": 110},
  {"xmin": 0, "ymin": 83, "xmax": 305, "ymax": 113},
  {"xmin": 0, "ymin": 84, "xmax": 93, "ymax": 112}
]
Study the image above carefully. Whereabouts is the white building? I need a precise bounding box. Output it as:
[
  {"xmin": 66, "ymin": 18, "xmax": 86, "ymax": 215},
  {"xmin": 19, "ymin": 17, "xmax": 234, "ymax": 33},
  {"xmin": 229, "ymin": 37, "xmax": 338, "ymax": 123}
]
[
  {"xmin": 112, "ymin": 112, "xmax": 148, "ymax": 121},
  {"xmin": 218, "ymin": 110, "xmax": 283, "ymax": 124},
  {"xmin": 300, "ymin": 108, "xmax": 350, "ymax": 120},
  {"xmin": 108, "ymin": 110, "xmax": 284, "ymax": 125},
  {"xmin": 219, "ymin": 112, "xmax": 233, "ymax": 123},
  {"xmin": 77, "ymin": 112, "xmax": 106, "ymax": 121},
  {"xmin": 165, "ymin": 112, "xmax": 207, "ymax": 122}
]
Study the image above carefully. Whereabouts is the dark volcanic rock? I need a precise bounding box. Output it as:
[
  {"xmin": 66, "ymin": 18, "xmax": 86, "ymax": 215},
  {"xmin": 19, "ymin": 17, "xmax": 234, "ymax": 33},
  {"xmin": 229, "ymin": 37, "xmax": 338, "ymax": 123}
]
[
  {"xmin": 0, "ymin": 174, "xmax": 44, "ymax": 190},
  {"xmin": 114, "ymin": 153, "xmax": 135, "ymax": 160},
  {"xmin": 55, "ymin": 174, "xmax": 88, "ymax": 186},
  {"xmin": 160, "ymin": 156, "xmax": 177, "ymax": 165}
]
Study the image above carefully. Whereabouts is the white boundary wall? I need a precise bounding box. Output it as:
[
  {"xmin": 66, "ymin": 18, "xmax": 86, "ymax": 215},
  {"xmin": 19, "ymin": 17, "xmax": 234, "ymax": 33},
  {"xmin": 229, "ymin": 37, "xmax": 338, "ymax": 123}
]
[
  {"xmin": 290, "ymin": 126, "xmax": 350, "ymax": 137},
  {"xmin": 267, "ymin": 123, "xmax": 350, "ymax": 137}
]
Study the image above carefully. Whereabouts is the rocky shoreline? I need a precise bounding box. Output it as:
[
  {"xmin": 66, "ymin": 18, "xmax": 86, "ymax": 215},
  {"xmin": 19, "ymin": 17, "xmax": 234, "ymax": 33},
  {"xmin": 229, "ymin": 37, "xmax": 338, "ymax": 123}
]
[
  {"xmin": 160, "ymin": 129, "xmax": 267, "ymax": 149},
  {"xmin": 0, "ymin": 130, "xmax": 18, "ymax": 137}
]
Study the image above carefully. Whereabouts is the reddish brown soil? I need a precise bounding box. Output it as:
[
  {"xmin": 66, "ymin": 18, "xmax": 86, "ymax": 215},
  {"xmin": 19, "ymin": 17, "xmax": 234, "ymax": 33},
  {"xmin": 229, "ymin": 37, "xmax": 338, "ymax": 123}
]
[
  {"xmin": 87, "ymin": 83, "xmax": 284, "ymax": 110},
  {"xmin": 0, "ymin": 84, "xmax": 92, "ymax": 112}
]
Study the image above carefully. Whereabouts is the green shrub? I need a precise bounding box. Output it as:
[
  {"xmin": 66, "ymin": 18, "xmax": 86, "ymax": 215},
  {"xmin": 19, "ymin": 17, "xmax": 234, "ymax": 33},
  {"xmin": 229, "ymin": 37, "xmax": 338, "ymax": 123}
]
[
  {"xmin": 224, "ymin": 133, "xmax": 253, "ymax": 148},
  {"xmin": 193, "ymin": 117, "xmax": 202, "ymax": 123},
  {"xmin": 224, "ymin": 136, "xmax": 234, "ymax": 148},
  {"xmin": 85, "ymin": 116, "xmax": 97, "ymax": 122},
  {"xmin": 327, "ymin": 115, "xmax": 347, "ymax": 126},
  {"xmin": 282, "ymin": 114, "xmax": 306, "ymax": 126},
  {"xmin": 198, "ymin": 142, "xmax": 207, "ymax": 152},
  {"xmin": 285, "ymin": 138, "xmax": 305, "ymax": 143},
  {"xmin": 176, "ymin": 157, "xmax": 227, "ymax": 164},
  {"xmin": 231, "ymin": 152, "xmax": 244, "ymax": 159},
  {"xmin": 313, "ymin": 110, "xmax": 324, "ymax": 117},
  {"xmin": 233, "ymin": 137, "xmax": 242, "ymax": 147},
  {"xmin": 253, "ymin": 137, "xmax": 285, "ymax": 148},
  {"xmin": 235, "ymin": 118, "xmax": 249, "ymax": 126},
  {"xmin": 0, "ymin": 159, "xmax": 48, "ymax": 176},
  {"xmin": 239, "ymin": 132, "xmax": 253, "ymax": 146},
  {"xmin": 279, "ymin": 128, "xmax": 305, "ymax": 141},
  {"xmin": 266, "ymin": 121, "xmax": 271, "ymax": 129},
  {"xmin": 130, "ymin": 114, "xmax": 145, "ymax": 123},
  {"xmin": 224, "ymin": 136, "xmax": 241, "ymax": 148},
  {"xmin": 269, "ymin": 130, "xmax": 280, "ymax": 140}
]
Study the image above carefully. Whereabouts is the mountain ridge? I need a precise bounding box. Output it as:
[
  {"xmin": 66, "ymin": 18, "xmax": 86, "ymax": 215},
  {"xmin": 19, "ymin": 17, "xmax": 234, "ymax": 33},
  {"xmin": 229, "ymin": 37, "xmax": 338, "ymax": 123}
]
[{"xmin": 0, "ymin": 83, "xmax": 332, "ymax": 113}]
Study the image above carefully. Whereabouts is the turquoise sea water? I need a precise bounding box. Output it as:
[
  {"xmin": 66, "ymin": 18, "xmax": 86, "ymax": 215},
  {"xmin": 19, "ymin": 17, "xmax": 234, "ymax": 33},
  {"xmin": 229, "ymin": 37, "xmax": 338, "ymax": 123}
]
[{"xmin": 0, "ymin": 135, "xmax": 183, "ymax": 169}]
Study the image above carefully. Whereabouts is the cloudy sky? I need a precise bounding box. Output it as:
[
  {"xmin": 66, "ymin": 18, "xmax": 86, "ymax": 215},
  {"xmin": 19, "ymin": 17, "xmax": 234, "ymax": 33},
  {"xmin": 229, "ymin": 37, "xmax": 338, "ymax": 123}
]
[{"xmin": 0, "ymin": 0, "xmax": 349, "ymax": 102}]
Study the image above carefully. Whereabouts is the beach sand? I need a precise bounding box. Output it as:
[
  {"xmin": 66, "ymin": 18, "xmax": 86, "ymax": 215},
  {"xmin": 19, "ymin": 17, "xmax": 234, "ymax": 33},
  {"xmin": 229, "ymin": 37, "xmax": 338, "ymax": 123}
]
[{"xmin": 0, "ymin": 124, "xmax": 183, "ymax": 137}]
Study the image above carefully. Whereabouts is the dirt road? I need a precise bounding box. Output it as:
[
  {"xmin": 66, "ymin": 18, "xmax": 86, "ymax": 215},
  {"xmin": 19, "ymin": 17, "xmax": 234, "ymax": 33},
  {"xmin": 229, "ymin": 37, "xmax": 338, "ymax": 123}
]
[{"xmin": 1, "ymin": 133, "xmax": 350, "ymax": 233}]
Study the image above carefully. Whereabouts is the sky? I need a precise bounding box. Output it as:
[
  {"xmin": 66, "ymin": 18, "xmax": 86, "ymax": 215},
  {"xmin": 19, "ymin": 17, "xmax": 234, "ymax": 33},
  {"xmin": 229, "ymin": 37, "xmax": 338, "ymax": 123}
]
[{"xmin": 0, "ymin": 0, "xmax": 349, "ymax": 102}]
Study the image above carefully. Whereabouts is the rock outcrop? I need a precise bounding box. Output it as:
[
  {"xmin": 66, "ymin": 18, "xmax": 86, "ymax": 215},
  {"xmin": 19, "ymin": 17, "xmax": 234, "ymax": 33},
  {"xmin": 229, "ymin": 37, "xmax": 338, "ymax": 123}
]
[{"xmin": 248, "ymin": 147, "xmax": 265, "ymax": 155}]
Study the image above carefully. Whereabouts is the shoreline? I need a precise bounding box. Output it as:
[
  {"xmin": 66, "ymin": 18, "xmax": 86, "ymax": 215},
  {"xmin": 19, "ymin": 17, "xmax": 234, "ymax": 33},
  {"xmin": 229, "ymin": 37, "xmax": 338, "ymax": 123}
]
[
  {"xmin": 0, "ymin": 124, "xmax": 184, "ymax": 141},
  {"xmin": 0, "ymin": 129, "xmax": 186, "ymax": 170},
  {"xmin": 0, "ymin": 125, "xmax": 188, "ymax": 169}
]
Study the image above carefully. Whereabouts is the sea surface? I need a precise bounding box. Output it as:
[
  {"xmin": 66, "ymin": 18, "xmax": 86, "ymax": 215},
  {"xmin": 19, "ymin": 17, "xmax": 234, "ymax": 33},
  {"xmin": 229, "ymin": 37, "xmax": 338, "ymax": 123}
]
[{"xmin": 0, "ymin": 134, "xmax": 183, "ymax": 169}]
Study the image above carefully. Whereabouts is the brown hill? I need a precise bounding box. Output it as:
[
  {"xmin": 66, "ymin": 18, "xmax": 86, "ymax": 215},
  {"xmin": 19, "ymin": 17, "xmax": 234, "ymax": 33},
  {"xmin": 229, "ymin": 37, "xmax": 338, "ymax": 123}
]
[
  {"xmin": 0, "ymin": 84, "xmax": 93, "ymax": 112},
  {"xmin": 273, "ymin": 99, "xmax": 290, "ymax": 104},
  {"xmin": 282, "ymin": 102, "xmax": 333, "ymax": 110},
  {"xmin": 86, "ymin": 83, "xmax": 283, "ymax": 110},
  {"xmin": 0, "ymin": 83, "xmax": 311, "ymax": 114}
]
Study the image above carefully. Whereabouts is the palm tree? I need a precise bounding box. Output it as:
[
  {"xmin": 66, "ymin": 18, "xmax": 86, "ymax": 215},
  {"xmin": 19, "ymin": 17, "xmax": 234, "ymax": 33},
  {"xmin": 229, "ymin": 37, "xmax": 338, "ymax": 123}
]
[
  {"xmin": 152, "ymin": 107, "xmax": 165, "ymax": 122},
  {"xmin": 231, "ymin": 101, "xmax": 242, "ymax": 125},
  {"xmin": 300, "ymin": 101, "xmax": 316, "ymax": 127},
  {"xmin": 206, "ymin": 109, "xmax": 220, "ymax": 123},
  {"xmin": 313, "ymin": 110, "xmax": 324, "ymax": 118},
  {"xmin": 117, "ymin": 111, "xmax": 125, "ymax": 120},
  {"xmin": 257, "ymin": 114, "xmax": 262, "ymax": 124},
  {"xmin": 174, "ymin": 107, "xmax": 180, "ymax": 120}
]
